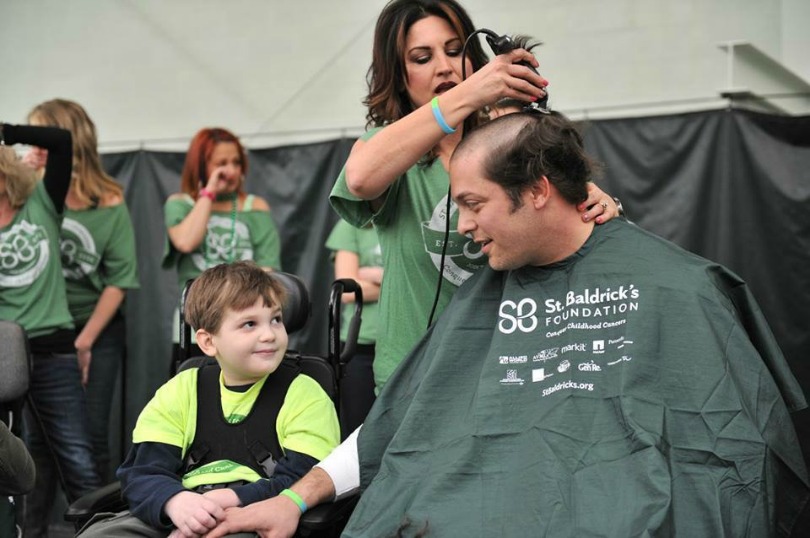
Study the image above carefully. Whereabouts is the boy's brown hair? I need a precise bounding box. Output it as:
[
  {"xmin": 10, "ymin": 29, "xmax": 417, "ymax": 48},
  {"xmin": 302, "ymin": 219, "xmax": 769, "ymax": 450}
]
[{"xmin": 184, "ymin": 261, "xmax": 286, "ymax": 333}]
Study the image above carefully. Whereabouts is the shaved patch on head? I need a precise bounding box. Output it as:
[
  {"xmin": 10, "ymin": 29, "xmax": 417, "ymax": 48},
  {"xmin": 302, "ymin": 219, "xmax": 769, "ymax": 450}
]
[
  {"xmin": 452, "ymin": 113, "xmax": 535, "ymax": 167},
  {"xmin": 451, "ymin": 112, "xmax": 595, "ymax": 208}
]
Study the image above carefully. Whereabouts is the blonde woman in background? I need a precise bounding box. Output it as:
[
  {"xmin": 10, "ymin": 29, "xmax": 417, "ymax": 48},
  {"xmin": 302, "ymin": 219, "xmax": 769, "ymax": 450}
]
[{"xmin": 27, "ymin": 99, "xmax": 140, "ymax": 489}]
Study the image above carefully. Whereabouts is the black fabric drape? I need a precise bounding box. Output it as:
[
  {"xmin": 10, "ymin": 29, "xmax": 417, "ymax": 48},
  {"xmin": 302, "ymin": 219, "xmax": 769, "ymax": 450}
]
[
  {"xmin": 246, "ymin": 139, "xmax": 356, "ymax": 351},
  {"xmin": 103, "ymin": 109, "xmax": 810, "ymax": 469},
  {"xmin": 583, "ymin": 109, "xmax": 810, "ymax": 463}
]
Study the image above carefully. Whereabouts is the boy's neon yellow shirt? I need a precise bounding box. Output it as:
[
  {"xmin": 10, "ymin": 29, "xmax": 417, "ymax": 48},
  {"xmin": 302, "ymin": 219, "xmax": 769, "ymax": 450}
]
[{"xmin": 132, "ymin": 368, "xmax": 339, "ymax": 490}]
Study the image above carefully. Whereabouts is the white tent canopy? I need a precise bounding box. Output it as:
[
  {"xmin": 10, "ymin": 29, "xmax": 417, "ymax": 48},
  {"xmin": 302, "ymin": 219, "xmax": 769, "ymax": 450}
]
[{"xmin": 2, "ymin": 0, "xmax": 809, "ymax": 151}]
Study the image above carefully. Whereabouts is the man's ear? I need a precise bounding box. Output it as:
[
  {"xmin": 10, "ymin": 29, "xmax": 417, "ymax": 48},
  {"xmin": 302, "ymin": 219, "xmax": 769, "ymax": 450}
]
[
  {"xmin": 195, "ymin": 328, "xmax": 217, "ymax": 358},
  {"xmin": 529, "ymin": 176, "xmax": 552, "ymax": 209}
]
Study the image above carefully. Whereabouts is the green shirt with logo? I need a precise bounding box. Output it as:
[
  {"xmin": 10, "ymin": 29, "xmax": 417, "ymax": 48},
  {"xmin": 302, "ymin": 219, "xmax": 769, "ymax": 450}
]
[
  {"xmin": 347, "ymin": 219, "xmax": 809, "ymax": 537},
  {"xmin": 61, "ymin": 203, "xmax": 140, "ymax": 324},
  {"xmin": 330, "ymin": 128, "xmax": 486, "ymax": 389},
  {"xmin": 325, "ymin": 219, "xmax": 382, "ymax": 346},
  {"xmin": 132, "ymin": 367, "xmax": 340, "ymax": 490},
  {"xmin": 162, "ymin": 194, "xmax": 282, "ymax": 289},
  {"xmin": 0, "ymin": 182, "xmax": 74, "ymax": 338}
]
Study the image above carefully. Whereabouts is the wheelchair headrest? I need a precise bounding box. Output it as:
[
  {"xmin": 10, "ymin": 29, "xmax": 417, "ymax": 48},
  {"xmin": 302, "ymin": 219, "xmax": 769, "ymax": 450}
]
[
  {"xmin": 0, "ymin": 321, "xmax": 31, "ymax": 403},
  {"xmin": 271, "ymin": 272, "xmax": 311, "ymax": 335}
]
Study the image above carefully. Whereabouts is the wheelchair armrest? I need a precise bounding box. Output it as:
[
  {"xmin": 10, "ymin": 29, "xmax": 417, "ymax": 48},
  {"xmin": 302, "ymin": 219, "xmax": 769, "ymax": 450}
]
[
  {"xmin": 64, "ymin": 480, "xmax": 127, "ymax": 526},
  {"xmin": 298, "ymin": 494, "xmax": 359, "ymax": 533}
]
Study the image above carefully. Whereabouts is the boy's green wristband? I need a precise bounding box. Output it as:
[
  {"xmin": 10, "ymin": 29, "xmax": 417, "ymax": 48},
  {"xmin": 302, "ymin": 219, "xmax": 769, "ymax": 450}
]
[{"xmin": 280, "ymin": 488, "xmax": 307, "ymax": 513}]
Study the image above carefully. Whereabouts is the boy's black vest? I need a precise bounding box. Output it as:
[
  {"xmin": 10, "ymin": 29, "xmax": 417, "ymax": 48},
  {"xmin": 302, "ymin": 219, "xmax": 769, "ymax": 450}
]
[{"xmin": 182, "ymin": 362, "xmax": 299, "ymax": 478}]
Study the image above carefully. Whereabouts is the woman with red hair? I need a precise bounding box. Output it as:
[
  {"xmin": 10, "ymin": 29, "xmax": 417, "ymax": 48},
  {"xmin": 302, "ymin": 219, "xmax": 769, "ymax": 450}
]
[{"xmin": 163, "ymin": 128, "xmax": 282, "ymax": 362}]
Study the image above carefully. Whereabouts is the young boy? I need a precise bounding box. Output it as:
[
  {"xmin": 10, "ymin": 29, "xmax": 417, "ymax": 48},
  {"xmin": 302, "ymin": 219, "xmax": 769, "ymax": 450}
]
[{"xmin": 79, "ymin": 261, "xmax": 340, "ymax": 537}]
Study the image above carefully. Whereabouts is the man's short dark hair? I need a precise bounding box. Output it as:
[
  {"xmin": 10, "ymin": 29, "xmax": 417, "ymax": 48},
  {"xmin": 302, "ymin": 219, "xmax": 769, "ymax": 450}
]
[{"xmin": 454, "ymin": 112, "xmax": 596, "ymax": 209}]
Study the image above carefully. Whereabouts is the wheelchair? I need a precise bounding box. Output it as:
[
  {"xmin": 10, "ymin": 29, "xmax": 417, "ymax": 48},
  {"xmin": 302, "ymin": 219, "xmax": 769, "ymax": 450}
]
[
  {"xmin": 65, "ymin": 272, "xmax": 363, "ymax": 537},
  {"xmin": 0, "ymin": 320, "xmax": 34, "ymax": 538}
]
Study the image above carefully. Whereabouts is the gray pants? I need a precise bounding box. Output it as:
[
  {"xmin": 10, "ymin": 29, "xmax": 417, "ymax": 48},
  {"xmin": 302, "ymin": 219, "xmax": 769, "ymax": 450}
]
[{"xmin": 77, "ymin": 510, "xmax": 257, "ymax": 537}]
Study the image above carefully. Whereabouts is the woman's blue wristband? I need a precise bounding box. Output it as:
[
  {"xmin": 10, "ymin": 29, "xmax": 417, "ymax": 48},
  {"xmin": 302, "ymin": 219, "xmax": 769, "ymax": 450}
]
[
  {"xmin": 431, "ymin": 97, "xmax": 456, "ymax": 135},
  {"xmin": 279, "ymin": 488, "xmax": 308, "ymax": 513}
]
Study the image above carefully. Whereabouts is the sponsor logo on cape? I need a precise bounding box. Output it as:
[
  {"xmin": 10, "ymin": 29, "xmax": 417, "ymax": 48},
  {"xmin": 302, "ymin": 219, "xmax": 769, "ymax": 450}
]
[
  {"xmin": 499, "ymin": 355, "xmax": 528, "ymax": 364},
  {"xmin": 532, "ymin": 347, "xmax": 559, "ymax": 362},
  {"xmin": 532, "ymin": 368, "xmax": 554, "ymax": 382},
  {"xmin": 499, "ymin": 369, "xmax": 525, "ymax": 386},
  {"xmin": 541, "ymin": 380, "xmax": 595, "ymax": 397},
  {"xmin": 578, "ymin": 360, "xmax": 602, "ymax": 372},
  {"xmin": 607, "ymin": 355, "xmax": 633, "ymax": 366},
  {"xmin": 498, "ymin": 285, "xmax": 641, "ymax": 338},
  {"xmin": 498, "ymin": 298, "xmax": 539, "ymax": 334}
]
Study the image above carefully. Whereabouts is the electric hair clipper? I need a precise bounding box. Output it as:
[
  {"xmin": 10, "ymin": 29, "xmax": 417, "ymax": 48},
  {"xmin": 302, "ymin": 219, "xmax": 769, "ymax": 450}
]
[{"xmin": 484, "ymin": 32, "xmax": 549, "ymax": 112}]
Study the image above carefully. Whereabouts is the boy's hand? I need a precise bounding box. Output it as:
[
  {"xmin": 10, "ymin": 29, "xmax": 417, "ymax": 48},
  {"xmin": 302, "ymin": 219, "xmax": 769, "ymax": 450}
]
[
  {"xmin": 205, "ymin": 495, "xmax": 302, "ymax": 538},
  {"xmin": 164, "ymin": 490, "xmax": 225, "ymax": 537},
  {"xmin": 203, "ymin": 487, "xmax": 241, "ymax": 510}
]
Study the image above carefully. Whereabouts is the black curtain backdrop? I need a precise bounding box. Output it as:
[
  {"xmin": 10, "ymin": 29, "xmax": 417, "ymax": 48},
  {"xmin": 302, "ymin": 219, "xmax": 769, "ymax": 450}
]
[
  {"xmin": 582, "ymin": 109, "xmax": 810, "ymax": 464},
  {"xmin": 103, "ymin": 109, "xmax": 810, "ymax": 469}
]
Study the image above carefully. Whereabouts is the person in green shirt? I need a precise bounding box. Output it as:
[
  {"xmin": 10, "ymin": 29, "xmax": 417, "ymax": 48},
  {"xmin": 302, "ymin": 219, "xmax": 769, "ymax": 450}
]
[
  {"xmin": 1, "ymin": 123, "xmax": 102, "ymax": 538},
  {"xmin": 329, "ymin": 0, "xmax": 621, "ymax": 393},
  {"xmin": 163, "ymin": 127, "xmax": 282, "ymax": 368},
  {"xmin": 27, "ymin": 98, "xmax": 140, "ymax": 484}
]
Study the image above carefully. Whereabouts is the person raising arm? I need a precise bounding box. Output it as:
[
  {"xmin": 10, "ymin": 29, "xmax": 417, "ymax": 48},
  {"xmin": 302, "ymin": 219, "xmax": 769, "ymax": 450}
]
[
  {"xmin": 329, "ymin": 0, "xmax": 621, "ymax": 393},
  {"xmin": 1, "ymin": 122, "xmax": 102, "ymax": 537},
  {"xmin": 26, "ymin": 99, "xmax": 140, "ymax": 483}
]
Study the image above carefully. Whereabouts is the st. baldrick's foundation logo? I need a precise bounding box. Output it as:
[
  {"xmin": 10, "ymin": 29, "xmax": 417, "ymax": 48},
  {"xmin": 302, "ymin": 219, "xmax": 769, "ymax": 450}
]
[
  {"xmin": 421, "ymin": 195, "xmax": 486, "ymax": 286},
  {"xmin": 192, "ymin": 216, "xmax": 253, "ymax": 271},
  {"xmin": 61, "ymin": 218, "xmax": 101, "ymax": 279},
  {"xmin": 0, "ymin": 220, "xmax": 50, "ymax": 287}
]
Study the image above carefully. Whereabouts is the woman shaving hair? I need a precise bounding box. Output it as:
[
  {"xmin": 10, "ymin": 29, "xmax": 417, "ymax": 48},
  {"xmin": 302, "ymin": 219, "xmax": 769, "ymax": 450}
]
[{"xmin": 330, "ymin": 0, "xmax": 622, "ymax": 391}]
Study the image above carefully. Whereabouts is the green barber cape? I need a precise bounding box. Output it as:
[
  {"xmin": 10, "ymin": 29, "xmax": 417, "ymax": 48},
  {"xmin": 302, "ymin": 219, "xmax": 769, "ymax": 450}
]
[{"xmin": 349, "ymin": 219, "xmax": 809, "ymax": 538}]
